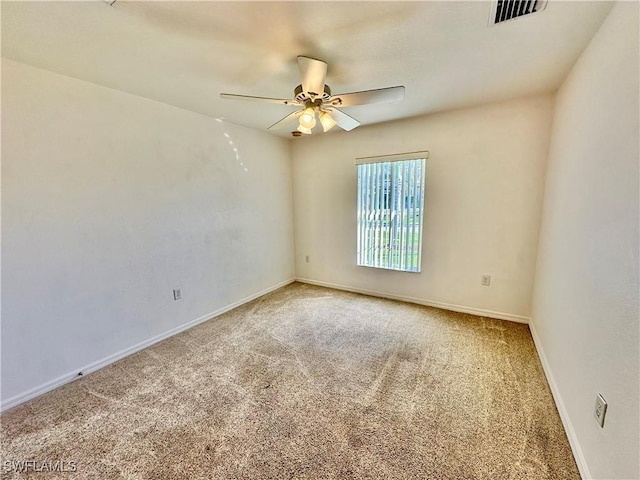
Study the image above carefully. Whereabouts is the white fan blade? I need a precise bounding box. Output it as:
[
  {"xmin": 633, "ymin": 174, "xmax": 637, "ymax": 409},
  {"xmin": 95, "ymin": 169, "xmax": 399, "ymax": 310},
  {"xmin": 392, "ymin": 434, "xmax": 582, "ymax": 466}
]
[
  {"xmin": 297, "ymin": 56, "xmax": 327, "ymax": 100},
  {"xmin": 329, "ymin": 86, "xmax": 405, "ymax": 107},
  {"xmin": 220, "ymin": 93, "xmax": 301, "ymax": 106},
  {"xmin": 268, "ymin": 110, "xmax": 303, "ymax": 130},
  {"xmin": 327, "ymin": 108, "xmax": 360, "ymax": 132}
]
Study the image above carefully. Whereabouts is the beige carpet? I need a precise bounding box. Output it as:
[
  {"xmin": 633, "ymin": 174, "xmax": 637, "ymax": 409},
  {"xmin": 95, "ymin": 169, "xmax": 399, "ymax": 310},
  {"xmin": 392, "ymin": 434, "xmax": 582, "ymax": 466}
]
[{"xmin": 1, "ymin": 283, "xmax": 579, "ymax": 479}]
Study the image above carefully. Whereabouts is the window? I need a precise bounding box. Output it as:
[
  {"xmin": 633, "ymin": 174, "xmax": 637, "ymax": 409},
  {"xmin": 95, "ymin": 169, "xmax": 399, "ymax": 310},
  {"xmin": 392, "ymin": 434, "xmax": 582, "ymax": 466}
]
[{"xmin": 356, "ymin": 152, "xmax": 427, "ymax": 272}]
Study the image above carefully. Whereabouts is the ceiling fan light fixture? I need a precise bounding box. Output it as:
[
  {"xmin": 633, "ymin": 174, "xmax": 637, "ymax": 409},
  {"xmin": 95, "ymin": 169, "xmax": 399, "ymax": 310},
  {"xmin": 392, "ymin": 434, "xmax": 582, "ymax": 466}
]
[
  {"xmin": 221, "ymin": 56, "xmax": 403, "ymax": 135},
  {"xmin": 297, "ymin": 124, "xmax": 313, "ymax": 135},
  {"xmin": 319, "ymin": 111, "xmax": 337, "ymax": 132},
  {"xmin": 299, "ymin": 107, "xmax": 316, "ymax": 129}
]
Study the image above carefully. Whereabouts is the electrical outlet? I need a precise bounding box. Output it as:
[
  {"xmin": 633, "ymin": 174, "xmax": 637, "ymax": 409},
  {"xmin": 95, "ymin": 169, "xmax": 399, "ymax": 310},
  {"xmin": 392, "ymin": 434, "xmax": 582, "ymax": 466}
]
[
  {"xmin": 305, "ymin": 255, "xmax": 310, "ymax": 263},
  {"xmin": 481, "ymin": 275, "xmax": 491, "ymax": 286},
  {"xmin": 173, "ymin": 289, "xmax": 182, "ymax": 301},
  {"xmin": 594, "ymin": 393, "xmax": 607, "ymax": 428}
]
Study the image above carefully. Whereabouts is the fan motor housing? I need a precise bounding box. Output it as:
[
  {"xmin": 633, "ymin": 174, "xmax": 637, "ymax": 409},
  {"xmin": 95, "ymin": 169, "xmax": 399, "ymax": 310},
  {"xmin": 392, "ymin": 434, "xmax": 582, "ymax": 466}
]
[{"xmin": 294, "ymin": 84, "xmax": 332, "ymax": 104}]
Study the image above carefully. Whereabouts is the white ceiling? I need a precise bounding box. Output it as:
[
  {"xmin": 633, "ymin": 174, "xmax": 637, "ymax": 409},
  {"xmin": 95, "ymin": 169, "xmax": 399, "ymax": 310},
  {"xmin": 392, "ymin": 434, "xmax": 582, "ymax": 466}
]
[{"xmin": 2, "ymin": 1, "xmax": 613, "ymax": 138}]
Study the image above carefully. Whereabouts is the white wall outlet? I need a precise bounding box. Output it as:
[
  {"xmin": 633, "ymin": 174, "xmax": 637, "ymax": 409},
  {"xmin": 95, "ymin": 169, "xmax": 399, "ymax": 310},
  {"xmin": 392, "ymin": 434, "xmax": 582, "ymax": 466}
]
[
  {"xmin": 305, "ymin": 255, "xmax": 310, "ymax": 263},
  {"xmin": 481, "ymin": 275, "xmax": 491, "ymax": 286},
  {"xmin": 173, "ymin": 289, "xmax": 182, "ymax": 301},
  {"xmin": 594, "ymin": 393, "xmax": 607, "ymax": 427}
]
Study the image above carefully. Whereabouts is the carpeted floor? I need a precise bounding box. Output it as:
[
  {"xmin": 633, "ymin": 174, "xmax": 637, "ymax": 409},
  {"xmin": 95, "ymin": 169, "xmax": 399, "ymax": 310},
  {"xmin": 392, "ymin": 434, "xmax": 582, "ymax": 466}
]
[{"xmin": 1, "ymin": 282, "xmax": 579, "ymax": 479}]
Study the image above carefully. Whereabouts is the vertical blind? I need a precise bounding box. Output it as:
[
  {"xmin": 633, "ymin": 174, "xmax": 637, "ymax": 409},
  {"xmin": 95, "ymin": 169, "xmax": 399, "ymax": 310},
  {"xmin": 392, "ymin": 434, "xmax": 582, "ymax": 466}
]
[{"xmin": 356, "ymin": 153, "xmax": 427, "ymax": 272}]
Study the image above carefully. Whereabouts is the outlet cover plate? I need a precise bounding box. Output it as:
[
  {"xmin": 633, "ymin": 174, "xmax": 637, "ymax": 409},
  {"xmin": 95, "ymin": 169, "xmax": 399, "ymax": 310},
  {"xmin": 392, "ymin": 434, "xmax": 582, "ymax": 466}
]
[{"xmin": 173, "ymin": 289, "xmax": 182, "ymax": 301}]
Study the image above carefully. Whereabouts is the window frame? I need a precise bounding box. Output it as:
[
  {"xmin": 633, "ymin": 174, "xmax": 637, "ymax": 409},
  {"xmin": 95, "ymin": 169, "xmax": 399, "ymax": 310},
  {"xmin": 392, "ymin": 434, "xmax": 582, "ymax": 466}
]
[{"xmin": 355, "ymin": 151, "xmax": 428, "ymax": 273}]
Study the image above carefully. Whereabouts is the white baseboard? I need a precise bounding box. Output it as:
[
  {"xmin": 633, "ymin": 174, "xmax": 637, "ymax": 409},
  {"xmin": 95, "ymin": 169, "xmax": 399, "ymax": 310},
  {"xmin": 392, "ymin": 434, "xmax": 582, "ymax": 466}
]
[
  {"xmin": 529, "ymin": 321, "xmax": 590, "ymax": 480},
  {"xmin": 294, "ymin": 277, "xmax": 530, "ymax": 324},
  {"xmin": 1, "ymin": 278, "xmax": 296, "ymax": 413}
]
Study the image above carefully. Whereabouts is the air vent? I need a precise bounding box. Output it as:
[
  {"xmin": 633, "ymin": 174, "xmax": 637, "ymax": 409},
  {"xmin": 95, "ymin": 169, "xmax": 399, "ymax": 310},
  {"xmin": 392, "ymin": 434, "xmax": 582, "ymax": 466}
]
[{"xmin": 491, "ymin": 0, "xmax": 547, "ymax": 25}]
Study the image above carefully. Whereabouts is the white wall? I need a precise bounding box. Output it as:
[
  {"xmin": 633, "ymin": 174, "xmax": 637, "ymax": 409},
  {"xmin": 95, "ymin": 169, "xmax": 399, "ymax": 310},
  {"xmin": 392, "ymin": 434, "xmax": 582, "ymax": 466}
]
[
  {"xmin": 530, "ymin": 2, "xmax": 639, "ymax": 479},
  {"xmin": 1, "ymin": 60, "xmax": 295, "ymax": 407},
  {"xmin": 292, "ymin": 95, "xmax": 553, "ymax": 320}
]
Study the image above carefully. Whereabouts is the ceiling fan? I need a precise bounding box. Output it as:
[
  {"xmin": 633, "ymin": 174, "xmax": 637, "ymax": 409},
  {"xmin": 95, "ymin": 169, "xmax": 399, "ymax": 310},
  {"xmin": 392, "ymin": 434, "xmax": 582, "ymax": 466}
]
[{"xmin": 220, "ymin": 56, "xmax": 405, "ymax": 135}]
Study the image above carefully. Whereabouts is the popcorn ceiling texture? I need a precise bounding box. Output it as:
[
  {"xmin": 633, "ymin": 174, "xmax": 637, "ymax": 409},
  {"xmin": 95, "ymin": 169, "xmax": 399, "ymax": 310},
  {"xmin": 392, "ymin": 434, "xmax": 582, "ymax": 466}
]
[{"xmin": 1, "ymin": 283, "xmax": 579, "ymax": 479}]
